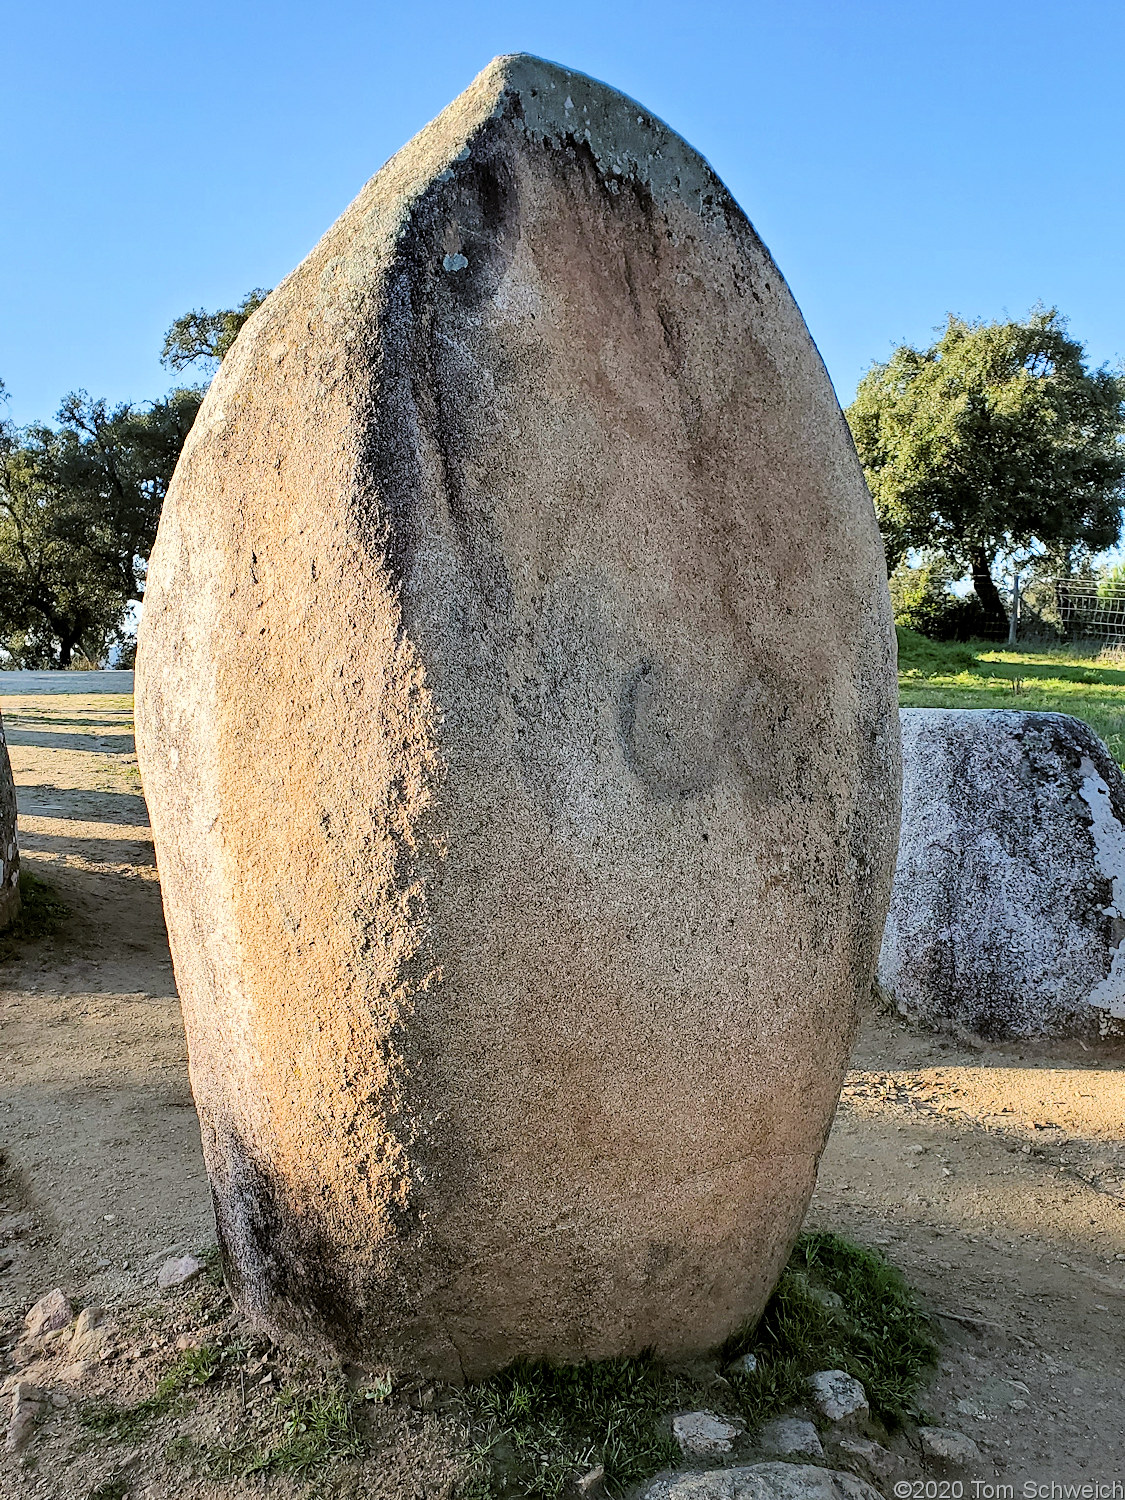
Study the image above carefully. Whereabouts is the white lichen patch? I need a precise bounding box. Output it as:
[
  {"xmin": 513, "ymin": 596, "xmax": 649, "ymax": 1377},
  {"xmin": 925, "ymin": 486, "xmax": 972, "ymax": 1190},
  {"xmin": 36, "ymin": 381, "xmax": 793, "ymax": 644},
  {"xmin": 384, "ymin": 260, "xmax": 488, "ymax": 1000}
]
[{"xmin": 1079, "ymin": 757, "xmax": 1125, "ymax": 1020}]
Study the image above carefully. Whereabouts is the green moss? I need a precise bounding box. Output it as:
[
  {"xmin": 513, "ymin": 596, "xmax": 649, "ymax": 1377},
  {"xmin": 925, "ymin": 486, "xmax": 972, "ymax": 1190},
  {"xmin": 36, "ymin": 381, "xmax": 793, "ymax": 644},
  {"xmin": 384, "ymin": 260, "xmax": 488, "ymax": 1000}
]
[{"xmin": 0, "ymin": 870, "xmax": 69, "ymax": 954}]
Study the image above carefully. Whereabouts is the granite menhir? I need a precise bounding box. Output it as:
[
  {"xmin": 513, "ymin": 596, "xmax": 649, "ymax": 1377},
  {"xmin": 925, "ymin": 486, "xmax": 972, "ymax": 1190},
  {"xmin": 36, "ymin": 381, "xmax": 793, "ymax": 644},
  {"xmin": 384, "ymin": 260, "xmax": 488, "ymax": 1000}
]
[
  {"xmin": 136, "ymin": 54, "xmax": 900, "ymax": 1377},
  {"xmin": 0, "ymin": 708, "xmax": 20, "ymax": 930}
]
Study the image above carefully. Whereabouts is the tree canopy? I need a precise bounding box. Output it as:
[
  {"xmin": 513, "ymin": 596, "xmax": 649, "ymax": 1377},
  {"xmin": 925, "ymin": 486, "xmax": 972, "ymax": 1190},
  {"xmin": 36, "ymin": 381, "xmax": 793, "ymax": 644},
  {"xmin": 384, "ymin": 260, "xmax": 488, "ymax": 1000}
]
[
  {"xmin": 1, "ymin": 287, "xmax": 266, "ymax": 667},
  {"xmin": 846, "ymin": 310, "xmax": 1125, "ymax": 631},
  {"xmin": 0, "ymin": 386, "xmax": 202, "ymax": 666},
  {"xmin": 161, "ymin": 287, "xmax": 270, "ymax": 371}
]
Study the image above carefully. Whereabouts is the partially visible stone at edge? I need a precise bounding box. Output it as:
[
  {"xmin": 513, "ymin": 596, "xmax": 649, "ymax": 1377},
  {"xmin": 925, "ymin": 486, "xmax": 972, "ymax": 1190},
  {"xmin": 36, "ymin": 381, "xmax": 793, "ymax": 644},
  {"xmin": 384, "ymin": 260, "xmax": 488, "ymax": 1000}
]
[
  {"xmin": 879, "ymin": 708, "xmax": 1125, "ymax": 1039},
  {"xmin": 0, "ymin": 708, "xmax": 19, "ymax": 930},
  {"xmin": 136, "ymin": 53, "xmax": 899, "ymax": 1378},
  {"xmin": 643, "ymin": 1464, "xmax": 883, "ymax": 1500}
]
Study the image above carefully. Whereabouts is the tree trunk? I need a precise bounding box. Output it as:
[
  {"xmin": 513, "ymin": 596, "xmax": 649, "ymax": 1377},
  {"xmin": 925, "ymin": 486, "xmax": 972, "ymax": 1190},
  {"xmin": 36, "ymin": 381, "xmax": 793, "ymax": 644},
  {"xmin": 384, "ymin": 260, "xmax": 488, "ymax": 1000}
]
[
  {"xmin": 58, "ymin": 639, "xmax": 74, "ymax": 669},
  {"xmin": 971, "ymin": 549, "xmax": 1008, "ymax": 637}
]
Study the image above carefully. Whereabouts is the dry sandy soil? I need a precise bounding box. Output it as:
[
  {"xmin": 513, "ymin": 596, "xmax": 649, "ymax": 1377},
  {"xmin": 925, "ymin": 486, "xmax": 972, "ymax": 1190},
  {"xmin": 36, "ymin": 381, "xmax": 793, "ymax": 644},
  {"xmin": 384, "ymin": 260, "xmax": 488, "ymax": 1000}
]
[{"xmin": 1, "ymin": 681, "xmax": 1124, "ymax": 1497}]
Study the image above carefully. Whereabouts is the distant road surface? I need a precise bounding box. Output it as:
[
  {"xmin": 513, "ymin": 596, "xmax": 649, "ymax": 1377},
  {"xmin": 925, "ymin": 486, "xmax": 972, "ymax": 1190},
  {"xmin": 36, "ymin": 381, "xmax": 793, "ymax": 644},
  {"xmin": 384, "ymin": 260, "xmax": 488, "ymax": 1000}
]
[{"xmin": 0, "ymin": 671, "xmax": 134, "ymax": 695}]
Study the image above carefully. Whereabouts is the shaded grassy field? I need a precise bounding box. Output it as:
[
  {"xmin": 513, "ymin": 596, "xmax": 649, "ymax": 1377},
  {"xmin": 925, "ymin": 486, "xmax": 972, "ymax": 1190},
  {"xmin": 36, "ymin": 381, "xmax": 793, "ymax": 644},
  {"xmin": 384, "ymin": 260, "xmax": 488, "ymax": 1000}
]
[{"xmin": 897, "ymin": 627, "xmax": 1125, "ymax": 768}]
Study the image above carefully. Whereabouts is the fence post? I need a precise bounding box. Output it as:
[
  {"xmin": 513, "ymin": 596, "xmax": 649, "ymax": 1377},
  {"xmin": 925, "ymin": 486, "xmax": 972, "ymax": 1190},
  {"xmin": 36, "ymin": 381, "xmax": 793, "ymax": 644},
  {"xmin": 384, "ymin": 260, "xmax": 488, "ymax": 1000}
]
[{"xmin": 1008, "ymin": 572, "xmax": 1021, "ymax": 647}]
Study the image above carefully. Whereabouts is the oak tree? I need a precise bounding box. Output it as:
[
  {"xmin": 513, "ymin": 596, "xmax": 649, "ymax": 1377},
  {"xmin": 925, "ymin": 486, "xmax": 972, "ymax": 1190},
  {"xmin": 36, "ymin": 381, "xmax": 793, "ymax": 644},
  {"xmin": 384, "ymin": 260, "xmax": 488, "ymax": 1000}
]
[{"xmin": 846, "ymin": 310, "xmax": 1125, "ymax": 633}]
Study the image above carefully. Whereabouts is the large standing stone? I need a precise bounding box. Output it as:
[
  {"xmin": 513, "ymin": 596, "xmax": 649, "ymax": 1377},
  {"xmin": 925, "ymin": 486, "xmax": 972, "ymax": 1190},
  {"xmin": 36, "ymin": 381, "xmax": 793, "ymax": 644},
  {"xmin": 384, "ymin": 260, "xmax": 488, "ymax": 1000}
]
[
  {"xmin": 0, "ymin": 709, "xmax": 19, "ymax": 930},
  {"xmin": 135, "ymin": 54, "xmax": 899, "ymax": 1377},
  {"xmin": 880, "ymin": 708, "xmax": 1125, "ymax": 1039}
]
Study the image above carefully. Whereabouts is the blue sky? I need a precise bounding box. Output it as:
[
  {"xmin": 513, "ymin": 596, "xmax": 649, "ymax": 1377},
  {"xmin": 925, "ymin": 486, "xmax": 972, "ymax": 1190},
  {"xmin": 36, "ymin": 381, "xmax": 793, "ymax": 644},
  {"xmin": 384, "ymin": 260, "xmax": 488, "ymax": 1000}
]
[{"xmin": 2, "ymin": 0, "xmax": 1121, "ymax": 427}]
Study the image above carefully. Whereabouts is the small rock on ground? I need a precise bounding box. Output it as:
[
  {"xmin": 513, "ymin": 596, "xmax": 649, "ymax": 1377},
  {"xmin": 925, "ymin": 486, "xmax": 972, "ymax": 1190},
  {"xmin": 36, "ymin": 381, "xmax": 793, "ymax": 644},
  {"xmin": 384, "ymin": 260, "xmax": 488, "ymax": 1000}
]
[
  {"xmin": 834, "ymin": 1435, "xmax": 906, "ymax": 1484},
  {"xmin": 759, "ymin": 1417, "xmax": 825, "ymax": 1459},
  {"xmin": 23, "ymin": 1289, "xmax": 70, "ymax": 1338},
  {"xmin": 644, "ymin": 1461, "xmax": 883, "ymax": 1500},
  {"xmin": 673, "ymin": 1410, "xmax": 743, "ymax": 1457},
  {"xmin": 809, "ymin": 1370, "xmax": 868, "ymax": 1421},
  {"xmin": 919, "ymin": 1427, "xmax": 983, "ymax": 1464},
  {"xmin": 730, "ymin": 1351, "xmax": 758, "ymax": 1375},
  {"xmin": 157, "ymin": 1254, "xmax": 204, "ymax": 1289},
  {"xmin": 68, "ymin": 1304, "xmax": 106, "ymax": 1359},
  {"xmin": 976, "ymin": 1376, "xmax": 1031, "ymax": 1411}
]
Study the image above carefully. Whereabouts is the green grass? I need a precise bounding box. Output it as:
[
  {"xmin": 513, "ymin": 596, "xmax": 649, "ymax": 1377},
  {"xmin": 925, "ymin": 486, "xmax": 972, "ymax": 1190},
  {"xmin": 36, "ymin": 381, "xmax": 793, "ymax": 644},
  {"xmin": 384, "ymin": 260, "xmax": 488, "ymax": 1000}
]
[
  {"xmin": 722, "ymin": 1230, "xmax": 938, "ymax": 1431},
  {"xmin": 184, "ymin": 1370, "xmax": 387, "ymax": 1494},
  {"xmin": 80, "ymin": 1344, "xmax": 223, "ymax": 1441},
  {"xmin": 241, "ymin": 1380, "xmax": 369, "ymax": 1478},
  {"xmin": 466, "ymin": 1354, "xmax": 682, "ymax": 1497},
  {"xmin": 897, "ymin": 626, "xmax": 1125, "ymax": 767},
  {"xmin": 464, "ymin": 1232, "xmax": 937, "ymax": 1498},
  {"xmin": 0, "ymin": 869, "xmax": 69, "ymax": 956}
]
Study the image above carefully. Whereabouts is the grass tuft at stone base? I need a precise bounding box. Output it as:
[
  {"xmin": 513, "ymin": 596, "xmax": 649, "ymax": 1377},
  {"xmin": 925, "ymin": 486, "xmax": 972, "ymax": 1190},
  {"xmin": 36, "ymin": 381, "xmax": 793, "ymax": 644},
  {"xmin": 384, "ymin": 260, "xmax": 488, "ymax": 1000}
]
[
  {"xmin": 464, "ymin": 1231, "xmax": 938, "ymax": 1497},
  {"xmin": 55, "ymin": 1232, "xmax": 936, "ymax": 1499},
  {"xmin": 464, "ymin": 1353, "xmax": 683, "ymax": 1497},
  {"xmin": 722, "ymin": 1230, "xmax": 939, "ymax": 1432}
]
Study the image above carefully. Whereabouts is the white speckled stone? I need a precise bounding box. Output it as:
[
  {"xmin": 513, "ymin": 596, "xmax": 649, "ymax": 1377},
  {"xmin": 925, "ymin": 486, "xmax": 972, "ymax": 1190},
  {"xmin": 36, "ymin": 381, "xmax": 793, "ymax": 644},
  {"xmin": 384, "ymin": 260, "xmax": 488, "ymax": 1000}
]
[
  {"xmin": 918, "ymin": 1427, "xmax": 983, "ymax": 1464},
  {"xmin": 759, "ymin": 1417, "xmax": 825, "ymax": 1458},
  {"xmin": 880, "ymin": 708, "xmax": 1125, "ymax": 1039},
  {"xmin": 808, "ymin": 1369, "xmax": 868, "ymax": 1421},
  {"xmin": 672, "ymin": 1410, "xmax": 743, "ymax": 1456}
]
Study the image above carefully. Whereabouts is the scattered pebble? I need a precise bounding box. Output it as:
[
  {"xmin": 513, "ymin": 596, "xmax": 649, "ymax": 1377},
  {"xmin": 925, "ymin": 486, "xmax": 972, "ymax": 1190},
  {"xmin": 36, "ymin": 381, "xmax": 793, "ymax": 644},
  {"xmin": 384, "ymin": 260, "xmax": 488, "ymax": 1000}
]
[
  {"xmin": 5, "ymin": 1383, "xmax": 46, "ymax": 1455},
  {"xmin": 834, "ymin": 1434, "xmax": 906, "ymax": 1484},
  {"xmin": 157, "ymin": 1253, "xmax": 205, "ymax": 1289},
  {"xmin": 976, "ymin": 1376, "xmax": 1031, "ymax": 1412},
  {"xmin": 729, "ymin": 1351, "xmax": 758, "ymax": 1376},
  {"xmin": 918, "ymin": 1426, "xmax": 983, "ymax": 1464}
]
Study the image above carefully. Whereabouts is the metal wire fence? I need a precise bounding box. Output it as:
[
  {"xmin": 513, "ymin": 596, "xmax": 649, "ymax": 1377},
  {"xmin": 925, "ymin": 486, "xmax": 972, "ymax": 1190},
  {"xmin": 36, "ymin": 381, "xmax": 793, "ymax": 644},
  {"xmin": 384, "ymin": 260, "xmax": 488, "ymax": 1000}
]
[{"xmin": 1052, "ymin": 580, "xmax": 1125, "ymax": 643}]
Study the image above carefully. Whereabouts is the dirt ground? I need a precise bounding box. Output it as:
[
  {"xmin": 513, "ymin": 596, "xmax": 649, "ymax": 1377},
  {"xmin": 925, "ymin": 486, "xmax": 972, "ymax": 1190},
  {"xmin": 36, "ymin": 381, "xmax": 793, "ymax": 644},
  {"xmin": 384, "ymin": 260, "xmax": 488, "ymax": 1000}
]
[{"xmin": 2, "ymin": 684, "xmax": 1124, "ymax": 1497}]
